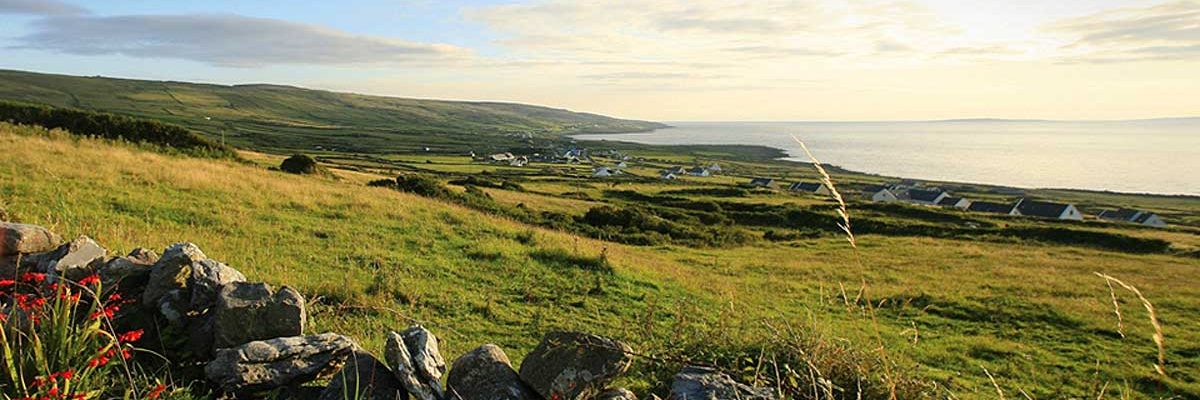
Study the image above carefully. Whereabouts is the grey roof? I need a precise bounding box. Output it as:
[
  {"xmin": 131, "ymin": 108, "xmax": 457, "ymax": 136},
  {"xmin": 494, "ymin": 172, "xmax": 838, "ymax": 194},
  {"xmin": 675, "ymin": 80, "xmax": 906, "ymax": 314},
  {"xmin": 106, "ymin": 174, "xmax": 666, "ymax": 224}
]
[
  {"xmin": 1015, "ymin": 199, "xmax": 1073, "ymax": 218},
  {"xmin": 937, "ymin": 196, "xmax": 965, "ymax": 206},
  {"xmin": 750, "ymin": 177, "xmax": 774, "ymax": 185},
  {"xmin": 861, "ymin": 184, "xmax": 891, "ymax": 193},
  {"xmin": 967, "ymin": 201, "xmax": 1014, "ymax": 214},
  {"xmin": 789, "ymin": 182, "xmax": 823, "ymax": 192},
  {"xmin": 1098, "ymin": 208, "xmax": 1140, "ymax": 221},
  {"xmin": 907, "ymin": 189, "xmax": 945, "ymax": 202}
]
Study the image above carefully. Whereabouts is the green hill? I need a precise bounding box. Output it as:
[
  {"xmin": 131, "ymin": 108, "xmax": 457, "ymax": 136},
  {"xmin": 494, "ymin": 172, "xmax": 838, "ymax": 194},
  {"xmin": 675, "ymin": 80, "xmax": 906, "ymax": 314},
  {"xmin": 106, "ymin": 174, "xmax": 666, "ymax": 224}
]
[{"xmin": 0, "ymin": 69, "xmax": 666, "ymax": 153}]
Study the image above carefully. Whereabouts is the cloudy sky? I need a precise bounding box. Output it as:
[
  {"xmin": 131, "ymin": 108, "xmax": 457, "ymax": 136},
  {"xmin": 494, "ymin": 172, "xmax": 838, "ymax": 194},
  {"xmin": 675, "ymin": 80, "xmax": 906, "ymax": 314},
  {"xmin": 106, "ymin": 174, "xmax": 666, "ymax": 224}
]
[{"xmin": 1, "ymin": 0, "xmax": 1198, "ymax": 120}]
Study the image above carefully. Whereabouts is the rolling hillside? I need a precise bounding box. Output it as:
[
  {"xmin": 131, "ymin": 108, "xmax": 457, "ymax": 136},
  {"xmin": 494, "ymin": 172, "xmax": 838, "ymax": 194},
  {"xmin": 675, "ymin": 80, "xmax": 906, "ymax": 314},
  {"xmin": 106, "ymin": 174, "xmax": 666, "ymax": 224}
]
[{"xmin": 0, "ymin": 69, "xmax": 666, "ymax": 153}]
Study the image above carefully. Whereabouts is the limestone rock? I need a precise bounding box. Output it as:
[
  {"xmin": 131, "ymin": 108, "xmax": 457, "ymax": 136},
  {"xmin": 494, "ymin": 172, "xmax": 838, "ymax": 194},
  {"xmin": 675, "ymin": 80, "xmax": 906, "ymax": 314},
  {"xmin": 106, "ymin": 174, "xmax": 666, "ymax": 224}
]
[
  {"xmin": 205, "ymin": 333, "xmax": 356, "ymax": 394},
  {"xmin": 446, "ymin": 344, "xmax": 539, "ymax": 400},
  {"xmin": 384, "ymin": 326, "xmax": 446, "ymax": 400},
  {"xmin": 597, "ymin": 388, "xmax": 637, "ymax": 400},
  {"xmin": 319, "ymin": 351, "xmax": 408, "ymax": 400},
  {"xmin": 518, "ymin": 332, "xmax": 632, "ymax": 400},
  {"xmin": 211, "ymin": 282, "xmax": 306, "ymax": 350},
  {"xmin": 100, "ymin": 248, "xmax": 158, "ymax": 289},
  {"xmin": 39, "ymin": 236, "xmax": 107, "ymax": 282},
  {"xmin": 0, "ymin": 222, "xmax": 61, "ymax": 256},
  {"xmin": 143, "ymin": 242, "xmax": 207, "ymax": 308},
  {"xmin": 668, "ymin": 366, "xmax": 776, "ymax": 400},
  {"xmin": 188, "ymin": 259, "xmax": 246, "ymax": 312}
]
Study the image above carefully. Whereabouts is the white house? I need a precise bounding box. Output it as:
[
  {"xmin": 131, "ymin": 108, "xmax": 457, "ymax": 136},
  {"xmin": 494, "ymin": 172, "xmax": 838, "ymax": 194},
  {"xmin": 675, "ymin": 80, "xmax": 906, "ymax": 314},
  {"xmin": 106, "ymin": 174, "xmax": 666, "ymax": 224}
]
[
  {"xmin": 663, "ymin": 166, "xmax": 687, "ymax": 175},
  {"xmin": 660, "ymin": 172, "xmax": 678, "ymax": 180},
  {"xmin": 788, "ymin": 182, "xmax": 830, "ymax": 195},
  {"xmin": 509, "ymin": 156, "xmax": 528, "ymax": 167},
  {"xmin": 937, "ymin": 196, "xmax": 972, "ymax": 210},
  {"xmin": 861, "ymin": 185, "xmax": 898, "ymax": 202},
  {"xmin": 748, "ymin": 177, "xmax": 775, "ymax": 187},
  {"xmin": 899, "ymin": 188, "xmax": 949, "ymax": 206},
  {"xmin": 706, "ymin": 163, "xmax": 722, "ymax": 173},
  {"xmin": 489, "ymin": 152, "xmax": 515, "ymax": 163},
  {"xmin": 592, "ymin": 167, "xmax": 619, "ymax": 177},
  {"xmin": 687, "ymin": 167, "xmax": 711, "ymax": 177},
  {"xmin": 1013, "ymin": 198, "xmax": 1083, "ymax": 220},
  {"xmin": 1098, "ymin": 208, "xmax": 1168, "ymax": 228}
]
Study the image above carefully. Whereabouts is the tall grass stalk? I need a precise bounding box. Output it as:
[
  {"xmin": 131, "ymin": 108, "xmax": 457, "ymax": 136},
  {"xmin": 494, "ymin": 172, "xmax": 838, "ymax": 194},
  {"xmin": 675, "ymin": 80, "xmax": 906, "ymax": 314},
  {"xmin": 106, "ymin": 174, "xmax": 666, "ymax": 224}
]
[
  {"xmin": 1094, "ymin": 272, "xmax": 1167, "ymax": 377},
  {"xmin": 791, "ymin": 135, "xmax": 897, "ymax": 400}
]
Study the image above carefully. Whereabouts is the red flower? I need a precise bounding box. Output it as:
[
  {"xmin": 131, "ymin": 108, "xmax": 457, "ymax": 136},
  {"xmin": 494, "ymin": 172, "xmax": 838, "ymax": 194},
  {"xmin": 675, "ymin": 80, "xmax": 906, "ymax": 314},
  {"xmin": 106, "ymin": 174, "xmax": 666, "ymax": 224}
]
[
  {"xmin": 47, "ymin": 387, "xmax": 59, "ymax": 397},
  {"xmin": 0, "ymin": 279, "xmax": 15, "ymax": 287},
  {"xmin": 21, "ymin": 272, "xmax": 45, "ymax": 284},
  {"xmin": 89, "ymin": 304, "xmax": 119, "ymax": 320},
  {"xmin": 146, "ymin": 384, "xmax": 168, "ymax": 400},
  {"xmin": 87, "ymin": 354, "xmax": 109, "ymax": 368},
  {"xmin": 77, "ymin": 274, "xmax": 100, "ymax": 286},
  {"xmin": 118, "ymin": 329, "xmax": 144, "ymax": 343},
  {"xmin": 106, "ymin": 293, "xmax": 121, "ymax": 302}
]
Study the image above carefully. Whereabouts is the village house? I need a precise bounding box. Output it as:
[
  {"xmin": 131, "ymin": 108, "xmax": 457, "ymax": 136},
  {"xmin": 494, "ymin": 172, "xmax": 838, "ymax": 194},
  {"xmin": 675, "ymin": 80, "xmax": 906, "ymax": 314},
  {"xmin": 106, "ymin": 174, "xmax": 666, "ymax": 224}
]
[
  {"xmin": 1098, "ymin": 208, "xmax": 1168, "ymax": 228},
  {"xmin": 659, "ymin": 172, "xmax": 678, "ymax": 180},
  {"xmin": 687, "ymin": 167, "xmax": 711, "ymax": 177},
  {"xmin": 748, "ymin": 177, "xmax": 775, "ymax": 187},
  {"xmin": 509, "ymin": 156, "xmax": 528, "ymax": 167},
  {"xmin": 899, "ymin": 188, "xmax": 949, "ymax": 206},
  {"xmin": 592, "ymin": 167, "xmax": 620, "ymax": 177},
  {"xmin": 1013, "ymin": 198, "xmax": 1083, "ymax": 220},
  {"xmin": 663, "ymin": 166, "xmax": 687, "ymax": 175},
  {"xmin": 861, "ymin": 185, "xmax": 898, "ymax": 202},
  {"xmin": 788, "ymin": 182, "xmax": 830, "ymax": 195},
  {"xmin": 937, "ymin": 196, "xmax": 972, "ymax": 210},
  {"xmin": 967, "ymin": 201, "xmax": 1017, "ymax": 215}
]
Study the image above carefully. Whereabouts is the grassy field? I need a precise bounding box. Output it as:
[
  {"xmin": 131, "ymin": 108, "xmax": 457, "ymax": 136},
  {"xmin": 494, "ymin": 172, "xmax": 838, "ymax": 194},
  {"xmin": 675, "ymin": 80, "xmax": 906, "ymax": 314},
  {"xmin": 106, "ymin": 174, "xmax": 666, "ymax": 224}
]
[
  {"xmin": 0, "ymin": 69, "xmax": 665, "ymax": 154},
  {"xmin": 3, "ymin": 123, "xmax": 1198, "ymax": 398}
]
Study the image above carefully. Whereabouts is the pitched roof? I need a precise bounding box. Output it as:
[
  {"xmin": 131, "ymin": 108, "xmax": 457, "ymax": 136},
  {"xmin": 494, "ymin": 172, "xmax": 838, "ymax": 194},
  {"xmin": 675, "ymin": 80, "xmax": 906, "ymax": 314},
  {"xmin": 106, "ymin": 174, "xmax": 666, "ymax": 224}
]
[
  {"xmin": 906, "ymin": 189, "xmax": 945, "ymax": 202},
  {"xmin": 687, "ymin": 167, "xmax": 708, "ymax": 174},
  {"xmin": 861, "ymin": 184, "xmax": 891, "ymax": 193},
  {"xmin": 937, "ymin": 196, "xmax": 965, "ymax": 206},
  {"xmin": 750, "ymin": 177, "xmax": 774, "ymax": 185},
  {"xmin": 967, "ymin": 201, "xmax": 1014, "ymax": 214},
  {"xmin": 789, "ymin": 182, "xmax": 824, "ymax": 192},
  {"xmin": 1015, "ymin": 199, "xmax": 1073, "ymax": 218},
  {"xmin": 1133, "ymin": 212, "xmax": 1159, "ymax": 223},
  {"xmin": 1098, "ymin": 208, "xmax": 1140, "ymax": 221}
]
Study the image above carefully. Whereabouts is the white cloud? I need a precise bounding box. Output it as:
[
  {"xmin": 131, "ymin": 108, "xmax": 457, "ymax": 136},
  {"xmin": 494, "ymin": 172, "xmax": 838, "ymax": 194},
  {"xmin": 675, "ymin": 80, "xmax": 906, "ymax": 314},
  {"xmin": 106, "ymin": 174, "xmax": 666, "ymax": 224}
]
[
  {"xmin": 15, "ymin": 13, "xmax": 471, "ymax": 67},
  {"xmin": 1047, "ymin": 1, "xmax": 1200, "ymax": 62}
]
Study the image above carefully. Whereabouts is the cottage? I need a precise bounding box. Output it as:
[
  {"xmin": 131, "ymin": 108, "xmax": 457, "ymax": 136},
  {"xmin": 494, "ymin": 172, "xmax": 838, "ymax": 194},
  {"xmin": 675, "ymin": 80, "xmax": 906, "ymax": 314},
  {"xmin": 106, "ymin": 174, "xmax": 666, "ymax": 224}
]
[
  {"xmin": 660, "ymin": 172, "xmax": 678, "ymax": 180},
  {"xmin": 788, "ymin": 182, "xmax": 830, "ymax": 195},
  {"xmin": 1098, "ymin": 208, "xmax": 1168, "ymax": 228},
  {"xmin": 1013, "ymin": 198, "xmax": 1083, "ymax": 220},
  {"xmin": 967, "ymin": 201, "xmax": 1017, "ymax": 215},
  {"xmin": 706, "ymin": 163, "xmax": 722, "ymax": 173},
  {"xmin": 748, "ymin": 177, "xmax": 775, "ymax": 187},
  {"xmin": 861, "ymin": 185, "xmax": 898, "ymax": 202},
  {"xmin": 592, "ymin": 167, "xmax": 619, "ymax": 177},
  {"xmin": 687, "ymin": 167, "xmax": 711, "ymax": 177},
  {"xmin": 937, "ymin": 196, "xmax": 972, "ymax": 210},
  {"xmin": 663, "ymin": 166, "xmax": 687, "ymax": 175},
  {"xmin": 899, "ymin": 188, "xmax": 948, "ymax": 206},
  {"xmin": 509, "ymin": 156, "xmax": 529, "ymax": 167}
]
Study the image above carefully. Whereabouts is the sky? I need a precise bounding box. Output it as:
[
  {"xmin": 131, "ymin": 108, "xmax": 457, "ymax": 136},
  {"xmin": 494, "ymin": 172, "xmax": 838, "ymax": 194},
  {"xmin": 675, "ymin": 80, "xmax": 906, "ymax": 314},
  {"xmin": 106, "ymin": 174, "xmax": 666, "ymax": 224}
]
[{"xmin": 1, "ymin": 0, "xmax": 1198, "ymax": 121}]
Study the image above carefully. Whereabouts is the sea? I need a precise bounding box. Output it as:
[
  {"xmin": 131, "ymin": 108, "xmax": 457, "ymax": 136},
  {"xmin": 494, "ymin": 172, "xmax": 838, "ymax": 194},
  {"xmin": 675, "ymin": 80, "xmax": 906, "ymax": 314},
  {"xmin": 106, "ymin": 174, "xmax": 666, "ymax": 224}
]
[{"xmin": 573, "ymin": 119, "xmax": 1200, "ymax": 196}]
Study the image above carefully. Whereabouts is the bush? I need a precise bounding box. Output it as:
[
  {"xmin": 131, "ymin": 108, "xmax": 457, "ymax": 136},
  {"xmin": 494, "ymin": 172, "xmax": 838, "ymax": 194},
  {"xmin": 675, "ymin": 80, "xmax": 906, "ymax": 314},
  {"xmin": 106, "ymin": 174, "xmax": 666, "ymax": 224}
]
[
  {"xmin": 0, "ymin": 100, "xmax": 235, "ymax": 158},
  {"xmin": 279, "ymin": 154, "xmax": 320, "ymax": 174},
  {"xmin": 394, "ymin": 175, "xmax": 452, "ymax": 198}
]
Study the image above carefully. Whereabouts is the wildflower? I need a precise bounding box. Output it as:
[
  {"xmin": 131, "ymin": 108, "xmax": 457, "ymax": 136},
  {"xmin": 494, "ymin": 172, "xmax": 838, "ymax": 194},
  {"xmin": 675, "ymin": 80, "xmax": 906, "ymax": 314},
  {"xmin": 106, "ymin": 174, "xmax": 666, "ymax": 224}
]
[
  {"xmin": 118, "ymin": 329, "xmax": 144, "ymax": 343},
  {"xmin": 21, "ymin": 272, "xmax": 46, "ymax": 284},
  {"xmin": 0, "ymin": 279, "xmax": 15, "ymax": 287},
  {"xmin": 106, "ymin": 293, "xmax": 121, "ymax": 302},
  {"xmin": 47, "ymin": 387, "xmax": 59, "ymax": 397},
  {"xmin": 146, "ymin": 384, "xmax": 168, "ymax": 400},
  {"xmin": 89, "ymin": 303, "xmax": 119, "ymax": 320},
  {"xmin": 77, "ymin": 274, "xmax": 100, "ymax": 286},
  {"xmin": 87, "ymin": 354, "xmax": 110, "ymax": 368}
]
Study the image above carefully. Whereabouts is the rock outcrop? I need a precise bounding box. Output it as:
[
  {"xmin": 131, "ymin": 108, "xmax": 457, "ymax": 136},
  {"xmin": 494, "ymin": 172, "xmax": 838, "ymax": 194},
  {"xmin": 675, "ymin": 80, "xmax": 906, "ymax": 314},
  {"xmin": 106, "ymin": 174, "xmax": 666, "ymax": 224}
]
[
  {"xmin": 447, "ymin": 344, "xmax": 540, "ymax": 400},
  {"xmin": 205, "ymin": 333, "xmax": 356, "ymax": 394},
  {"xmin": 518, "ymin": 331, "xmax": 633, "ymax": 400}
]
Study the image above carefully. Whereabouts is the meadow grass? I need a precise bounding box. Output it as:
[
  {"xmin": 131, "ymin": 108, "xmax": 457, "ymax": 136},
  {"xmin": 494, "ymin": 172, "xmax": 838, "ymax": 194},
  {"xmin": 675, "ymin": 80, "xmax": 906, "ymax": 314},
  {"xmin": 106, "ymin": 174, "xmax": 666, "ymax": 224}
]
[{"xmin": 2, "ymin": 124, "xmax": 1199, "ymax": 398}]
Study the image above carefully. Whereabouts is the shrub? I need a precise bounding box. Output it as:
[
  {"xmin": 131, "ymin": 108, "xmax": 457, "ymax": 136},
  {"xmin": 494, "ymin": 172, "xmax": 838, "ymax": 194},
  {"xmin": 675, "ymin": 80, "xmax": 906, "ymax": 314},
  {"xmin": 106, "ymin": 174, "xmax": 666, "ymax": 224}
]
[
  {"xmin": 0, "ymin": 100, "xmax": 235, "ymax": 158},
  {"xmin": 279, "ymin": 154, "xmax": 321, "ymax": 174},
  {"xmin": 394, "ymin": 175, "xmax": 451, "ymax": 198}
]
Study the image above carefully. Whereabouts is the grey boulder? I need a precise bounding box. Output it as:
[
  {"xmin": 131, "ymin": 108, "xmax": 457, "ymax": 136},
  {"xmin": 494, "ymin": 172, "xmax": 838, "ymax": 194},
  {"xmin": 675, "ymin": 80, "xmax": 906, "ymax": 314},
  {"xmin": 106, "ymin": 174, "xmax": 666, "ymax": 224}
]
[
  {"xmin": 319, "ymin": 351, "xmax": 408, "ymax": 400},
  {"xmin": 384, "ymin": 326, "xmax": 446, "ymax": 400},
  {"xmin": 143, "ymin": 242, "xmax": 207, "ymax": 308},
  {"xmin": 188, "ymin": 259, "xmax": 247, "ymax": 311},
  {"xmin": 142, "ymin": 243, "xmax": 246, "ymax": 323},
  {"xmin": 210, "ymin": 282, "xmax": 306, "ymax": 350},
  {"xmin": 205, "ymin": 333, "xmax": 356, "ymax": 394},
  {"xmin": 99, "ymin": 248, "xmax": 158, "ymax": 289},
  {"xmin": 518, "ymin": 332, "xmax": 633, "ymax": 400},
  {"xmin": 39, "ymin": 236, "xmax": 107, "ymax": 282},
  {"xmin": 0, "ymin": 222, "xmax": 61, "ymax": 256},
  {"xmin": 668, "ymin": 366, "xmax": 776, "ymax": 400},
  {"xmin": 446, "ymin": 344, "xmax": 539, "ymax": 400}
]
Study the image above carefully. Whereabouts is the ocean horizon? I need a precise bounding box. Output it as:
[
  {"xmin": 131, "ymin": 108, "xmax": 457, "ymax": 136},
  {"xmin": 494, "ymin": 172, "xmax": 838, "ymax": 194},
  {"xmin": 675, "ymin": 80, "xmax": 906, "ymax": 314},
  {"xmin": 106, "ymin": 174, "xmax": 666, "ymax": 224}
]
[{"xmin": 575, "ymin": 119, "xmax": 1200, "ymax": 196}]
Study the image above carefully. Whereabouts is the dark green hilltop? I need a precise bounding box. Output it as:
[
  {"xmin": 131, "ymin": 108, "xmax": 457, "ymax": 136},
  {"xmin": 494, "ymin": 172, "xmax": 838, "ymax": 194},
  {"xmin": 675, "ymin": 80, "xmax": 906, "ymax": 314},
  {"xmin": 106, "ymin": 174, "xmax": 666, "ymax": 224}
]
[{"xmin": 0, "ymin": 69, "xmax": 667, "ymax": 154}]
